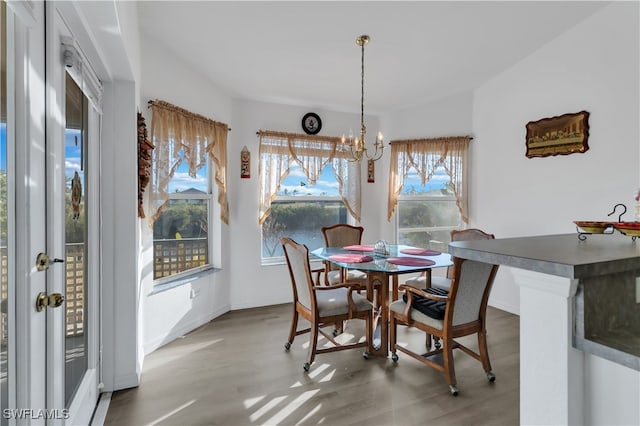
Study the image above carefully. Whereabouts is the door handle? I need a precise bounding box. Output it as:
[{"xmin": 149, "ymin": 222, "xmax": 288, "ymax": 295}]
[
  {"xmin": 35, "ymin": 292, "xmax": 65, "ymax": 312},
  {"xmin": 36, "ymin": 253, "xmax": 64, "ymax": 271}
]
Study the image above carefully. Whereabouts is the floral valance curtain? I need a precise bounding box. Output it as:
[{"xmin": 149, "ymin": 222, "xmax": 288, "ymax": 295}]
[
  {"xmin": 258, "ymin": 130, "xmax": 361, "ymax": 224},
  {"xmin": 148, "ymin": 99, "xmax": 229, "ymax": 225},
  {"xmin": 388, "ymin": 136, "xmax": 470, "ymax": 222}
]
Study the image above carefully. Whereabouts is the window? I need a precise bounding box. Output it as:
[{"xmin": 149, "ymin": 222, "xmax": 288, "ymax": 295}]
[
  {"xmin": 258, "ymin": 131, "xmax": 360, "ymax": 264},
  {"xmin": 153, "ymin": 161, "xmax": 212, "ymax": 279},
  {"xmin": 396, "ymin": 164, "xmax": 463, "ymax": 252},
  {"xmin": 388, "ymin": 136, "xmax": 470, "ymax": 252},
  {"xmin": 262, "ymin": 163, "xmax": 347, "ymax": 262},
  {"xmin": 148, "ymin": 100, "xmax": 229, "ymax": 281}
]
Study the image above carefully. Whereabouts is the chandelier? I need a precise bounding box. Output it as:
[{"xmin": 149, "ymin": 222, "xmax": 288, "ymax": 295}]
[{"xmin": 341, "ymin": 35, "xmax": 384, "ymax": 162}]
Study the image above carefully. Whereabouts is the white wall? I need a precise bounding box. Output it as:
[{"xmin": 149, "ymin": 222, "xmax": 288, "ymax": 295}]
[
  {"xmin": 372, "ymin": 91, "xmax": 475, "ymax": 283},
  {"xmin": 380, "ymin": 90, "xmax": 475, "ymax": 234},
  {"xmin": 473, "ymin": 3, "xmax": 639, "ymax": 423},
  {"xmin": 473, "ymin": 2, "xmax": 639, "ymax": 315},
  {"xmin": 228, "ymin": 100, "xmax": 378, "ymax": 309},
  {"xmin": 134, "ymin": 8, "xmax": 640, "ymax": 407},
  {"xmin": 138, "ymin": 31, "xmax": 233, "ymax": 354}
]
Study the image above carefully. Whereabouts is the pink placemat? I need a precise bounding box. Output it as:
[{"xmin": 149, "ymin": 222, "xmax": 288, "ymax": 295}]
[
  {"xmin": 400, "ymin": 248, "xmax": 441, "ymax": 256},
  {"xmin": 329, "ymin": 254, "xmax": 374, "ymax": 263},
  {"xmin": 343, "ymin": 244, "xmax": 375, "ymax": 251},
  {"xmin": 386, "ymin": 257, "xmax": 435, "ymax": 266}
]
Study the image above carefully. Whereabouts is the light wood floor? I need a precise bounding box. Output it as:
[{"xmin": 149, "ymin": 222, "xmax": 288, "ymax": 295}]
[{"xmin": 104, "ymin": 303, "xmax": 519, "ymax": 426}]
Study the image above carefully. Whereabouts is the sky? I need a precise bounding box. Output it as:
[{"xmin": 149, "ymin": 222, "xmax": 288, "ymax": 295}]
[
  {"xmin": 1, "ymin": 124, "xmax": 85, "ymax": 181},
  {"xmin": 3, "ymin": 126, "xmax": 450, "ymax": 197},
  {"xmin": 278, "ymin": 163, "xmax": 339, "ymax": 197},
  {"xmin": 1, "ymin": 124, "xmax": 5, "ymax": 171},
  {"xmin": 65, "ymin": 129, "xmax": 84, "ymax": 183},
  {"xmin": 168, "ymin": 163, "xmax": 208, "ymax": 193},
  {"xmin": 277, "ymin": 161, "xmax": 450, "ymax": 197}
]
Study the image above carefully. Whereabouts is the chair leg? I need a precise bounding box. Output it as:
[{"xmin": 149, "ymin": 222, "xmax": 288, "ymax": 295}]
[
  {"xmin": 442, "ymin": 337, "xmax": 458, "ymax": 396},
  {"xmin": 332, "ymin": 321, "xmax": 344, "ymax": 336},
  {"xmin": 285, "ymin": 307, "xmax": 299, "ymax": 350},
  {"xmin": 478, "ymin": 330, "xmax": 495, "ymax": 382},
  {"xmin": 425, "ymin": 333, "xmax": 433, "ymax": 350},
  {"xmin": 390, "ymin": 316, "xmax": 399, "ymax": 362},
  {"xmin": 365, "ymin": 312, "xmax": 373, "ymax": 358},
  {"xmin": 304, "ymin": 323, "xmax": 319, "ymax": 372}
]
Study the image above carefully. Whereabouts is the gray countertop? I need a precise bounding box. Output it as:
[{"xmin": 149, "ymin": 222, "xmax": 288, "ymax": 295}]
[{"xmin": 449, "ymin": 233, "xmax": 640, "ymax": 279}]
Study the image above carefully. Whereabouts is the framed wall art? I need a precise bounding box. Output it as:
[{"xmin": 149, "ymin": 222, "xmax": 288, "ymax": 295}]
[{"xmin": 525, "ymin": 111, "xmax": 589, "ymax": 158}]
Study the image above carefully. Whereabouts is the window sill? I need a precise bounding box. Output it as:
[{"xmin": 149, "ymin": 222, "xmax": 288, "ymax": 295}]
[
  {"xmin": 150, "ymin": 266, "xmax": 221, "ymax": 295},
  {"xmin": 261, "ymin": 257, "xmax": 323, "ymax": 267}
]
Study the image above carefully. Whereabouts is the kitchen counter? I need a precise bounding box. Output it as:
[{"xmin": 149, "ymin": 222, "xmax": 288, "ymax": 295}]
[
  {"xmin": 449, "ymin": 232, "xmax": 640, "ymax": 278},
  {"xmin": 449, "ymin": 233, "xmax": 640, "ymax": 425}
]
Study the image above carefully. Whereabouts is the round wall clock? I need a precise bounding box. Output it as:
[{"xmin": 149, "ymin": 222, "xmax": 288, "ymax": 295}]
[{"xmin": 301, "ymin": 112, "xmax": 322, "ymax": 135}]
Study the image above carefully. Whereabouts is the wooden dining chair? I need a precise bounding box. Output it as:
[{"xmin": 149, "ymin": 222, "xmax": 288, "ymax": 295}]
[
  {"xmin": 320, "ymin": 224, "xmax": 368, "ymax": 286},
  {"xmin": 405, "ymin": 228, "xmax": 495, "ymax": 291},
  {"xmin": 389, "ymin": 256, "xmax": 500, "ymax": 396},
  {"xmin": 321, "ymin": 224, "xmax": 380, "ymax": 334},
  {"xmin": 282, "ymin": 237, "xmax": 373, "ymax": 372}
]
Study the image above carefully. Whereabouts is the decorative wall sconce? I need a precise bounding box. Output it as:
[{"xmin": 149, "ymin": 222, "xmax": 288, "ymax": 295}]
[
  {"xmin": 367, "ymin": 159, "xmax": 375, "ymax": 183},
  {"xmin": 137, "ymin": 112, "xmax": 154, "ymax": 218},
  {"xmin": 240, "ymin": 146, "xmax": 251, "ymax": 179}
]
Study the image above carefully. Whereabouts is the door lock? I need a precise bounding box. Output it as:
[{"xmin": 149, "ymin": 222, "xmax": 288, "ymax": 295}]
[
  {"xmin": 35, "ymin": 292, "xmax": 65, "ymax": 312},
  {"xmin": 36, "ymin": 253, "xmax": 64, "ymax": 271}
]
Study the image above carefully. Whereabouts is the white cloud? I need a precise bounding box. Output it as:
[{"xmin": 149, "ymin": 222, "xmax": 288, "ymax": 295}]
[
  {"xmin": 65, "ymin": 159, "xmax": 82, "ymax": 172},
  {"xmin": 168, "ymin": 171, "xmax": 207, "ymax": 192}
]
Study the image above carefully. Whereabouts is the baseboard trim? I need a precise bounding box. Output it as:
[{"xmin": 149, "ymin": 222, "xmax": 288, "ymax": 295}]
[
  {"xmin": 488, "ymin": 299, "xmax": 520, "ymax": 316},
  {"xmin": 143, "ymin": 304, "xmax": 231, "ymax": 355}
]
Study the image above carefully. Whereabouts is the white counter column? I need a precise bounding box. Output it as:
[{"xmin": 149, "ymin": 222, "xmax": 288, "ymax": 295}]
[
  {"xmin": 449, "ymin": 233, "xmax": 640, "ymax": 425},
  {"xmin": 512, "ymin": 269, "xmax": 583, "ymax": 425}
]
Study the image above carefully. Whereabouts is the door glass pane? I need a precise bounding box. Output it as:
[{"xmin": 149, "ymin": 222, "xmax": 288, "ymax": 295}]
[
  {"xmin": 1, "ymin": 3, "xmax": 10, "ymax": 424},
  {"xmin": 64, "ymin": 73, "xmax": 87, "ymax": 405}
]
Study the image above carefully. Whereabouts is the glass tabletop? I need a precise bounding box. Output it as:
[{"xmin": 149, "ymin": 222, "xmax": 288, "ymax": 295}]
[{"xmin": 311, "ymin": 244, "xmax": 452, "ymax": 274}]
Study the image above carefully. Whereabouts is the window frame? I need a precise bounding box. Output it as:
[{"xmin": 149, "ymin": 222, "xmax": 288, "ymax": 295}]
[
  {"xmin": 258, "ymin": 130, "xmax": 361, "ymax": 266},
  {"xmin": 395, "ymin": 191, "xmax": 463, "ymax": 251},
  {"xmin": 389, "ymin": 137, "xmax": 470, "ymax": 249},
  {"xmin": 261, "ymin": 193, "xmax": 349, "ymax": 266},
  {"xmin": 152, "ymin": 156, "xmax": 217, "ymax": 284}
]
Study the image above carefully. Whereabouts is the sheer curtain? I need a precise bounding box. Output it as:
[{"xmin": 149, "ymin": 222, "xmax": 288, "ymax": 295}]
[
  {"xmin": 388, "ymin": 136, "xmax": 470, "ymax": 222},
  {"xmin": 258, "ymin": 130, "xmax": 361, "ymax": 224},
  {"xmin": 148, "ymin": 99, "xmax": 229, "ymax": 224}
]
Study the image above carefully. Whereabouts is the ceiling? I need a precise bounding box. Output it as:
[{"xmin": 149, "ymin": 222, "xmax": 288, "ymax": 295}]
[{"xmin": 137, "ymin": 1, "xmax": 609, "ymax": 114}]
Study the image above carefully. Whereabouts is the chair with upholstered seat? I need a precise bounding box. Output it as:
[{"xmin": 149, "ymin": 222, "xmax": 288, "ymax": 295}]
[
  {"xmin": 390, "ymin": 255, "xmax": 499, "ymax": 396},
  {"xmin": 321, "ymin": 224, "xmax": 379, "ymax": 334},
  {"xmin": 282, "ymin": 237, "xmax": 373, "ymax": 371},
  {"xmin": 320, "ymin": 224, "xmax": 369, "ymax": 286},
  {"xmin": 405, "ymin": 228, "xmax": 495, "ymax": 291}
]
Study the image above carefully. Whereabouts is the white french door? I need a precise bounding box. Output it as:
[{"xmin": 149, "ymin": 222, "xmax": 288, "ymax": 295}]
[
  {"xmin": 44, "ymin": 4, "xmax": 102, "ymax": 425},
  {"xmin": 1, "ymin": 2, "xmax": 102, "ymax": 424}
]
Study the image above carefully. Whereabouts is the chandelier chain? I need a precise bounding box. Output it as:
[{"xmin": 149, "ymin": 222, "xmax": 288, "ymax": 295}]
[
  {"xmin": 361, "ymin": 38, "xmax": 365, "ymax": 138},
  {"xmin": 342, "ymin": 34, "xmax": 383, "ymax": 162}
]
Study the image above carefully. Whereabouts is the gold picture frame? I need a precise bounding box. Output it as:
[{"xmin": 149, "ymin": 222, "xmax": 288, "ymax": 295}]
[{"xmin": 525, "ymin": 111, "xmax": 589, "ymax": 158}]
